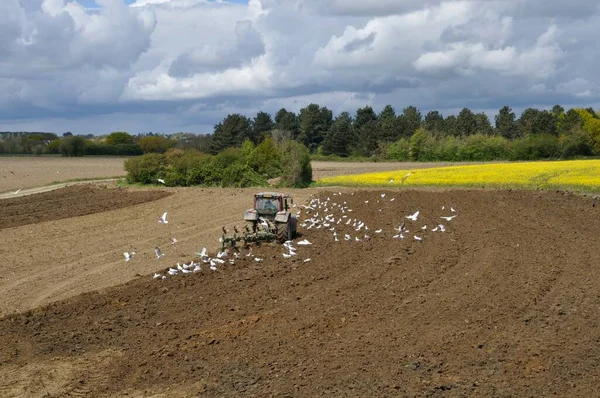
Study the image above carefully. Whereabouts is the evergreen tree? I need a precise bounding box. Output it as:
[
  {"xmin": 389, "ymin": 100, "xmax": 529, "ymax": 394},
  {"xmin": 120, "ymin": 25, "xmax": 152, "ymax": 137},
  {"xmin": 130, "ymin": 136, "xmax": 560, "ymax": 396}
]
[
  {"xmin": 209, "ymin": 114, "xmax": 253, "ymax": 154},
  {"xmin": 252, "ymin": 111, "xmax": 274, "ymax": 142},
  {"xmin": 495, "ymin": 106, "xmax": 518, "ymax": 139},
  {"xmin": 378, "ymin": 105, "xmax": 401, "ymax": 142},
  {"xmin": 423, "ymin": 110, "xmax": 445, "ymax": 135},
  {"xmin": 400, "ymin": 106, "xmax": 422, "ymax": 137},
  {"xmin": 274, "ymin": 108, "xmax": 299, "ymax": 138},
  {"xmin": 475, "ymin": 112, "xmax": 493, "ymax": 135},
  {"xmin": 455, "ymin": 108, "xmax": 478, "ymax": 136},
  {"xmin": 322, "ymin": 112, "xmax": 354, "ymax": 157},
  {"xmin": 298, "ymin": 103, "xmax": 333, "ymax": 152}
]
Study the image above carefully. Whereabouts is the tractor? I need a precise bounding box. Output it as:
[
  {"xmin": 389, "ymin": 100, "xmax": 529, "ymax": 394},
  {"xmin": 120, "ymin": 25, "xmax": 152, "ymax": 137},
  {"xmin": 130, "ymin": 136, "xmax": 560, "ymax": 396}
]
[{"xmin": 220, "ymin": 192, "xmax": 297, "ymax": 249}]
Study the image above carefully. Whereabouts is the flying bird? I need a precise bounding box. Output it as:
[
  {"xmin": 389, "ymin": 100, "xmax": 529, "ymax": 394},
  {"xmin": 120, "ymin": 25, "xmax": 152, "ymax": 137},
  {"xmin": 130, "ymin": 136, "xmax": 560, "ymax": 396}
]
[
  {"xmin": 123, "ymin": 251, "xmax": 136, "ymax": 262},
  {"xmin": 440, "ymin": 215, "xmax": 458, "ymax": 221},
  {"xmin": 157, "ymin": 178, "xmax": 166, "ymax": 184},
  {"xmin": 159, "ymin": 212, "xmax": 168, "ymax": 224},
  {"xmin": 171, "ymin": 237, "xmax": 178, "ymax": 247},
  {"xmin": 13, "ymin": 188, "xmax": 21, "ymax": 195},
  {"xmin": 155, "ymin": 247, "xmax": 165, "ymax": 259},
  {"xmin": 405, "ymin": 211, "xmax": 420, "ymax": 221},
  {"xmin": 153, "ymin": 273, "xmax": 162, "ymax": 279}
]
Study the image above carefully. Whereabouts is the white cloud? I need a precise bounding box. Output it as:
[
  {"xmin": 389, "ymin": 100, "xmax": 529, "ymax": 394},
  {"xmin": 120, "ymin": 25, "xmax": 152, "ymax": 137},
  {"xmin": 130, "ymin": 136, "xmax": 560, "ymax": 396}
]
[{"xmin": 0, "ymin": 0, "xmax": 599, "ymax": 133}]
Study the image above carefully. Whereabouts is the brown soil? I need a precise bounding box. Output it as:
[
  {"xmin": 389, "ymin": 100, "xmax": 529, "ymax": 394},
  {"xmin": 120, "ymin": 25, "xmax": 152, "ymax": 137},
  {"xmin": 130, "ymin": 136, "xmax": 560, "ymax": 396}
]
[
  {"xmin": 1, "ymin": 185, "xmax": 600, "ymax": 397},
  {"xmin": 0, "ymin": 185, "xmax": 171, "ymax": 229}
]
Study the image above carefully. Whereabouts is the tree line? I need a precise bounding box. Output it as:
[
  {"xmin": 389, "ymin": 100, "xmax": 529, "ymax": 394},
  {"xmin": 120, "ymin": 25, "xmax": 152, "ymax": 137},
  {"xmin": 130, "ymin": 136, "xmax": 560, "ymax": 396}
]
[
  {"xmin": 2, "ymin": 104, "xmax": 599, "ymax": 161},
  {"xmin": 208, "ymin": 104, "xmax": 600, "ymax": 161}
]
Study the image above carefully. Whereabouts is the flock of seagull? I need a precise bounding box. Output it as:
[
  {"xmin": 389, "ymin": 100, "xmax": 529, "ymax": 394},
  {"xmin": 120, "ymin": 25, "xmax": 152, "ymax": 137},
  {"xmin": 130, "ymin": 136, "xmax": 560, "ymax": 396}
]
[
  {"xmin": 125, "ymin": 189, "xmax": 459, "ymax": 281},
  {"xmin": 298, "ymin": 191, "xmax": 459, "ymax": 244}
]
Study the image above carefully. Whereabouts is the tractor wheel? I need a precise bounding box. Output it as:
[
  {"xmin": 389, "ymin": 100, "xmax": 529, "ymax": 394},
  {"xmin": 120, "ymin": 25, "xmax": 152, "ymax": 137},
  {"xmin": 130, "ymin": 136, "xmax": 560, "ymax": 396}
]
[{"xmin": 277, "ymin": 221, "xmax": 290, "ymax": 243}]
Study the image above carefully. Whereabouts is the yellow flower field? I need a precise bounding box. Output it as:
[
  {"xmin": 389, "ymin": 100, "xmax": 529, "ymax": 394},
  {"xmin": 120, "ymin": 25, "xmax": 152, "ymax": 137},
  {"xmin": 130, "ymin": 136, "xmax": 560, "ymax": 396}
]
[{"xmin": 317, "ymin": 160, "xmax": 600, "ymax": 191}]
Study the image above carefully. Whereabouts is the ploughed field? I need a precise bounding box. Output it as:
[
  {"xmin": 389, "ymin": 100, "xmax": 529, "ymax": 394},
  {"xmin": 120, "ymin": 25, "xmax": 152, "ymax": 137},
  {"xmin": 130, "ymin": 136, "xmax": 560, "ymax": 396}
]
[{"xmin": 1, "ymin": 182, "xmax": 600, "ymax": 397}]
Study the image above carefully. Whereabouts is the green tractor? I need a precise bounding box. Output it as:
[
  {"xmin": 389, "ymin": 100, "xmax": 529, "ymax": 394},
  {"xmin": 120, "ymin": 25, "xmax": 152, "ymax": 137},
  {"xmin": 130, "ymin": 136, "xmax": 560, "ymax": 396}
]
[{"xmin": 220, "ymin": 192, "xmax": 297, "ymax": 249}]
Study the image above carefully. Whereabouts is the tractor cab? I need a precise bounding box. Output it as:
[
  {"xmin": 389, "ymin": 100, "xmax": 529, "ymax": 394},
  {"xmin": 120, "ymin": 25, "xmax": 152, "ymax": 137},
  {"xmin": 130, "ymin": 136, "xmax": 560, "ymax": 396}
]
[{"xmin": 253, "ymin": 192, "xmax": 291, "ymax": 219}]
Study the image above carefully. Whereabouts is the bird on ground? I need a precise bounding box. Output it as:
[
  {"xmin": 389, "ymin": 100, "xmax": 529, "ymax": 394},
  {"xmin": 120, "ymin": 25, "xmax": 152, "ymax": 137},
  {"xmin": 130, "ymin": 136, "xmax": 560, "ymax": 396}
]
[
  {"xmin": 414, "ymin": 236, "xmax": 423, "ymax": 241},
  {"xmin": 405, "ymin": 211, "xmax": 420, "ymax": 221},
  {"xmin": 155, "ymin": 247, "xmax": 165, "ymax": 259},
  {"xmin": 375, "ymin": 229, "xmax": 382, "ymax": 233},
  {"xmin": 209, "ymin": 260, "xmax": 218, "ymax": 271},
  {"xmin": 451, "ymin": 207, "xmax": 456, "ymax": 212},
  {"xmin": 157, "ymin": 178, "xmax": 166, "ymax": 184},
  {"xmin": 171, "ymin": 237, "xmax": 178, "ymax": 247},
  {"xmin": 153, "ymin": 273, "xmax": 162, "ymax": 279},
  {"xmin": 196, "ymin": 247, "xmax": 207, "ymax": 258},
  {"xmin": 123, "ymin": 251, "xmax": 136, "ymax": 262},
  {"xmin": 438, "ymin": 224, "xmax": 446, "ymax": 232},
  {"xmin": 254, "ymin": 257, "xmax": 263, "ymax": 262},
  {"xmin": 159, "ymin": 212, "xmax": 168, "ymax": 224},
  {"xmin": 182, "ymin": 268, "xmax": 192, "ymax": 274},
  {"xmin": 283, "ymin": 253, "xmax": 293, "ymax": 258},
  {"xmin": 297, "ymin": 239, "xmax": 312, "ymax": 245},
  {"xmin": 168, "ymin": 268, "xmax": 178, "ymax": 275},
  {"xmin": 303, "ymin": 258, "xmax": 312, "ymax": 263},
  {"xmin": 440, "ymin": 215, "xmax": 457, "ymax": 221},
  {"xmin": 193, "ymin": 264, "xmax": 202, "ymax": 272},
  {"xmin": 421, "ymin": 225, "xmax": 427, "ymax": 230}
]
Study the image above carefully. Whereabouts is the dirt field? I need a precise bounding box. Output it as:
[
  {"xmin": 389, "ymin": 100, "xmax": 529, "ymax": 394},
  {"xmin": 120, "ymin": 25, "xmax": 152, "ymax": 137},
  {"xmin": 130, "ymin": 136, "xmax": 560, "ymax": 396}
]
[
  {"xmin": 0, "ymin": 156, "xmax": 470, "ymax": 195},
  {"xmin": 0, "ymin": 157, "xmax": 130, "ymax": 194},
  {"xmin": 1, "ymin": 179, "xmax": 600, "ymax": 397}
]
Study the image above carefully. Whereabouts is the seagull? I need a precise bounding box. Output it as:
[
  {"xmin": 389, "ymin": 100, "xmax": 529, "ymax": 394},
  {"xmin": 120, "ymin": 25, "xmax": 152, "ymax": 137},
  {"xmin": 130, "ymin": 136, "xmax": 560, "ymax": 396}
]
[
  {"xmin": 421, "ymin": 225, "xmax": 427, "ymax": 230},
  {"xmin": 13, "ymin": 188, "xmax": 21, "ymax": 195},
  {"xmin": 177, "ymin": 262, "xmax": 183, "ymax": 271},
  {"xmin": 155, "ymin": 247, "xmax": 165, "ymax": 259},
  {"xmin": 451, "ymin": 207, "xmax": 456, "ymax": 212},
  {"xmin": 283, "ymin": 253, "xmax": 293, "ymax": 258},
  {"xmin": 381, "ymin": 193, "xmax": 386, "ymax": 198},
  {"xmin": 297, "ymin": 239, "xmax": 312, "ymax": 245},
  {"xmin": 157, "ymin": 178, "xmax": 166, "ymax": 184},
  {"xmin": 181, "ymin": 268, "xmax": 193, "ymax": 274},
  {"xmin": 303, "ymin": 258, "xmax": 312, "ymax": 263},
  {"xmin": 196, "ymin": 247, "xmax": 207, "ymax": 258},
  {"xmin": 438, "ymin": 224, "xmax": 446, "ymax": 232},
  {"xmin": 375, "ymin": 229, "xmax": 382, "ymax": 233},
  {"xmin": 405, "ymin": 210, "xmax": 420, "ymax": 221},
  {"xmin": 401, "ymin": 172, "xmax": 412, "ymax": 183},
  {"xmin": 193, "ymin": 264, "xmax": 202, "ymax": 272},
  {"xmin": 254, "ymin": 257, "xmax": 263, "ymax": 262},
  {"xmin": 414, "ymin": 235, "xmax": 423, "ymax": 241},
  {"xmin": 389, "ymin": 178, "xmax": 394, "ymax": 184},
  {"xmin": 153, "ymin": 273, "xmax": 162, "ymax": 279},
  {"xmin": 209, "ymin": 260, "xmax": 218, "ymax": 271},
  {"xmin": 159, "ymin": 212, "xmax": 168, "ymax": 224},
  {"xmin": 171, "ymin": 237, "xmax": 178, "ymax": 247},
  {"xmin": 440, "ymin": 215, "xmax": 457, "ymax": 221},
  {"xmin": 123, "ymin": 251, "xmax": 136, "ymax": 262},
  {"xmin": 168, "ymin": 268, "xmax": 178, "ymax": 275}
]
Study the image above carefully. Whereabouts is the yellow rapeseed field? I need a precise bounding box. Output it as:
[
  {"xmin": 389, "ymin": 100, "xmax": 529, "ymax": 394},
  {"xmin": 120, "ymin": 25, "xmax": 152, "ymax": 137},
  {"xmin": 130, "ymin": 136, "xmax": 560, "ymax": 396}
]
[{"xmin": 317, "ymin": 160, "xmax": 600, "ymax": 191}]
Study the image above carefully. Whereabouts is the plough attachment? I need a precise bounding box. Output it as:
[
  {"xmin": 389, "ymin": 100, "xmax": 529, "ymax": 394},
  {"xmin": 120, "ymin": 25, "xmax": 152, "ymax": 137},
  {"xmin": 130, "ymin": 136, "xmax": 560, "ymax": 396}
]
[{"xmin": 220, "ymin": 225, "xmax": 277, "ymax": 250}]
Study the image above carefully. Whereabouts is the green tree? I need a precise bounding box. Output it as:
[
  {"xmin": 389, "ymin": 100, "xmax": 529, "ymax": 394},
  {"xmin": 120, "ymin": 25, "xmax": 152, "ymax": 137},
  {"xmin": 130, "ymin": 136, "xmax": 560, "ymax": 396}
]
[
  {"xmin": 60, "ymin": 136, "xmax": 87, "ymax": 157},
  {"xmin": 209, "ymin": 114, "xmax": 253, "ymax": 154},
  {"xmin": 518, "ymin": 108, "xmax": 540, "ymax": 136},
  {"xmin": 408, "ymin": 128, "xmax": 435, "ymax": 161},
  {"xmin": 298, "ymin": 103, "xmax": 333, "ymax": 152},
  {"xmin": 557, "ymin": 109, "xmax": 583, "ymax": 135},
  {"xmin": 423, "ymin": 110, "xmax": 445, "ymax": 135},
  {"xmin": 138, "ymin": 136, "xmax": 173, "ymax": 153},
  {"xmin": 377, "ymin": 105, "xmax": 401, "ymax": 142},
  {"xmin": 495, "ymin": 106, "xmax": 518, "ymax": 139},
  {"xmin": 475, "ymin": 112, "xmax": 493, "ymax": 135},
  {"xmin": 443, "ymin": 115, "xmax": 457, "ymax": 137},
  {"xmin": 575, "ymin": 108, "xmax": 600, "ymax": 152},
  {"xmin": 399, "ymin": 106, "xmax": 422, "ymax": 137},
  {"xmin": 455, "ymin": 108, "xmax": 478, "ymax": 136},
  {"xmin": 105, "ymin": 131, "xmax": 134, "ymax": 145},
  {"xmin": 353, "ymin": 106, "xmax": 378, "ymax": 131},
  {"xmin": 323, "ymin": 111, "xmax": 354, "ymax": 157},
  {"xmin": 274, "ymin": 108, "xmax": 299, "ymax": 138},
  {"xmin": 252, "ymin": 111, "xmax": 274, "ymax": 142}
]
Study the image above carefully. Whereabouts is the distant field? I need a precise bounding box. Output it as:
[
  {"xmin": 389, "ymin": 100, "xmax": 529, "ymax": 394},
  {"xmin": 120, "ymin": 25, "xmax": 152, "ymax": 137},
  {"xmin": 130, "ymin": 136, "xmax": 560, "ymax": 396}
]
[
  {"xmin": 317, "ymin": 159, "xmax": 600, "ymax": 192},
  {"xmin": 0, "ymin": 157, "xmax": 471, "ymax": 193},
  {"xmin": 0, "ymin": 156, "xmax": 129, "ymax": 193}
]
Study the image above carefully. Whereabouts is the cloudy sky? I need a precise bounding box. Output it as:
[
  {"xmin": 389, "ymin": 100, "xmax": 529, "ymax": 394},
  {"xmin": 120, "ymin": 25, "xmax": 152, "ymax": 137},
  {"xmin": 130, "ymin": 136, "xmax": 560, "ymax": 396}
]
[{"xmin": 1, "ymin": 0, "xmax": 598, "ymax": 135}]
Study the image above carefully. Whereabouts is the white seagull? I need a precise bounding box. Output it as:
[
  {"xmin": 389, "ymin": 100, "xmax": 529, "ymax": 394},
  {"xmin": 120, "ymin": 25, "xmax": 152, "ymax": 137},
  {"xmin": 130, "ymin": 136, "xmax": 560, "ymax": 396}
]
[
  {"xmin": 13, "ymin": 188, "xmax": 21, "ymax": 195},
  {"xmin": 123, "ymin": 251, "xmax": 136, "ymax": 262},
  {"xmin": 153, "ymin": 273, "xmax": 162, "ymax": 279},
  {"xmin": 405, "ymin": 210, "xmax": 420, "ymax": 221},
  {"xmin": 157, "ymin": 178, "xmax": 166, "ymax": 184},
  {"xmin": 297, "ymin": 239, "xmax": 312, "ymax": 245},
  {"xmin": 171, "ymin": 237, "xmax": 178, "ymax": 247},
  {"xmin": 440, "ymin": 215, "xmax": 458, "ymax": 221},
  {"xmin": 159, "ymin": 212, "xmax": 168, "ymax": 224},
  {"xmin": 155, "ymin": 247, "xmax": 165, "ymax": 259}
]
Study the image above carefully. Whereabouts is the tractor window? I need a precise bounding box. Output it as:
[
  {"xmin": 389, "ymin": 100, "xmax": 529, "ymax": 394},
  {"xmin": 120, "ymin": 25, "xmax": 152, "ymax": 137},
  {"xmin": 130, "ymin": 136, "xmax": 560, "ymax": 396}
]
[{"xmin": 257, "ymin": 198, "xmax": 279, "ymax": 212}]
